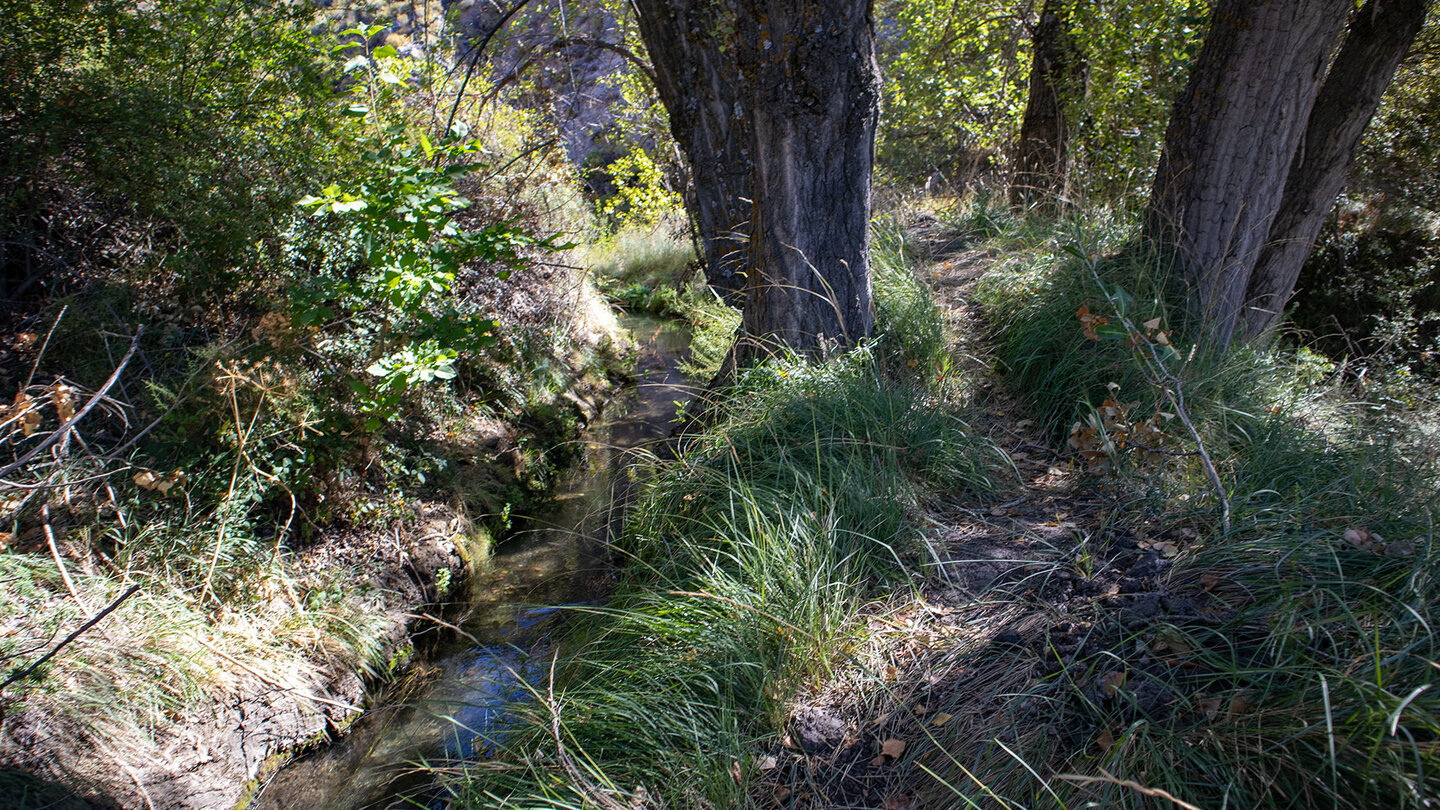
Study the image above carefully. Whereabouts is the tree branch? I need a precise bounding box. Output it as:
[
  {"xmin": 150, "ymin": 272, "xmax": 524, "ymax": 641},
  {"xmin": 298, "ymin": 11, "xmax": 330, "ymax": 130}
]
[
  {"xmin": 1, "ymin": 584, "xmax": 140, "ymax": 694},
  {"xmin": 0, "ymin": 326, "xmax": 143, "ymax": 480}
]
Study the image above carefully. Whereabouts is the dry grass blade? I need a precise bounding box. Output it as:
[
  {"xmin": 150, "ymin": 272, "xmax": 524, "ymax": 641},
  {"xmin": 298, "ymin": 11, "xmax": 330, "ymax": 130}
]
[{"xmin": 1055, "ymin": 769, "xmax": 1206, "ymax": 810}]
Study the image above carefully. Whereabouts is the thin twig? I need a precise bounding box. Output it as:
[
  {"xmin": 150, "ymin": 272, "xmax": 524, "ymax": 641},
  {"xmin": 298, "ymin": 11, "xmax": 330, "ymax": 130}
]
[
  {"xmin": 442, "ymin": 0, "xmax": 534, "ymax": 139},
  {"xmin": 409, "ymin": 612, "xmax": 481, "ymax": 645},
  {"xmin": 545, "ymin": 652, "xmax": 634, "ymax": 810},
  {"xmin": 199, "ymin": 362, "xmax": 265, "ymax": 606},
  {"xmin": 43, "ymin": 503, "xmax": 93, "ymax": 618},
  {"xmin": 24, "ymin": 304, "xmax": 67, "ymax": 389},
  {"xmin": 1, "ymin": 584, "xmax": 140, "ymax": 693},
  {"xmin": 1081, "ymin": 259, "xmax": 1231, "ymax": 533}
]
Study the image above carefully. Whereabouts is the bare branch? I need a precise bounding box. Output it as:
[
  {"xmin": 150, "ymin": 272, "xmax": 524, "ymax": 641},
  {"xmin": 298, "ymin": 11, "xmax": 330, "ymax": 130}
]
[
  {"xmin": 0, "ymin": 584, "xmax": 140, "ymax": 694},
  {"xmin": 0, "ymin": 327, "xmax": 144, "ymax": 480}
]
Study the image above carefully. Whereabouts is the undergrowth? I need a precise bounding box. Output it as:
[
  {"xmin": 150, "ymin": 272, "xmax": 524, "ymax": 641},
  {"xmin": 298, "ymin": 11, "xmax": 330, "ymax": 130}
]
[
  {"xmin": 937, "ymin": 206, "xmax": 1440, "ymax": 808},
  {"xmin": 0, "ymin": 14, "xmax": 623, "ymax": 778}
]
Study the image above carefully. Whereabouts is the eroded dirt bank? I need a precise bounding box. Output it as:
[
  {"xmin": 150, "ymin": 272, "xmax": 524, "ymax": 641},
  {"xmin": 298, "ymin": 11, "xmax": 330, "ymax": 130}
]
[{"xmin": 0, "ymin": 285, "xmax": 626, "ymax": 810}]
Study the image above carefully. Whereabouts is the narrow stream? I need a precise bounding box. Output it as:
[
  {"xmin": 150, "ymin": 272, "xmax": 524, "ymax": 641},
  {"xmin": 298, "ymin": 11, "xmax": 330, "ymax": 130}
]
[{"xmin": 253, "ymin": 314, "xmax": 695, "ymax": 810}]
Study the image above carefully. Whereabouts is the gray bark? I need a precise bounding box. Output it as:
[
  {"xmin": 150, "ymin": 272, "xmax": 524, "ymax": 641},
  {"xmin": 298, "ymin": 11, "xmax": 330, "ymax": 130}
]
[
  {"xmin": 1241, "ymin": 0, "xmax": 1432, "ymax": 340},
  {"xmin": 1143, "ymin": 0, "xmax": 1355, "ymax": 349},
  {"xmin": 1010, "ymin": 0, "xmax": 1082, "ymax": 208},
  {"xmin": 733, "ymin": 0, "xmax": 880, "ymax": 360},
  {"xmin": 632, "ymin": 0, "xmax": 752, "ymax": 303}
]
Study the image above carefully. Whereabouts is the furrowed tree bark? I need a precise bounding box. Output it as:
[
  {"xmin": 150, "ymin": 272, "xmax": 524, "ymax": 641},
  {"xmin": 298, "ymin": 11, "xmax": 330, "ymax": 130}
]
[
  {"xmin": 1010, "ymin": 0, "xmax": 1083, "ymax": 209},
  {"xmin": 1143, "ymin": 0, "xmax": 1354, "ymax": 350},
  {"xmin": 632, "ymin": 0, "xmax": 752, "ymax": 304},
  {"xmin": 1240, "ymin": 0, "xmax": 1433, "ymax": 340},
  {"xmin": 733, "ymin": 0, "xmax": 880, "ymax": 361}
]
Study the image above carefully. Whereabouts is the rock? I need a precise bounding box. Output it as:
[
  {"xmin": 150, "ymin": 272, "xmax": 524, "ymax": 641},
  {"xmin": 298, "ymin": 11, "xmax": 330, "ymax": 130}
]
[
  {"xmin": 791, "ymin": 707, "xmax": 847, "ymax": 755},
  {"xmin": 1126, "ymin": 551, "xmax": 1167, "ymax": 579},
  {"xmin": 1125, "ymin": 593, "xmax": 1163, "ymax": 621},
  {"xmin": 993, "ymin": 629, "xmax": 1025, "ymax": 647}
]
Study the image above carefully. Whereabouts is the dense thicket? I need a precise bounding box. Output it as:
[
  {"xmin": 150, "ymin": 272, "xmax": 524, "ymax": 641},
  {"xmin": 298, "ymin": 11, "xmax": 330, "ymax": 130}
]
[{"xmin": 0, "ymin": 0, "xmax": 342, "ymax": 305}]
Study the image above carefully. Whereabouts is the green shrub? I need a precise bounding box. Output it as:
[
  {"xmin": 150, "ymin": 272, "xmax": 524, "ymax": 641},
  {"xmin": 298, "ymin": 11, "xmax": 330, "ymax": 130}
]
[
  {"xmin": 0, "ymin": 0, "xmax": 344, "ymax": 296},
  {"xmin": 1292, "ymin": 216, "xmax": 1440, "ymax": 378}
]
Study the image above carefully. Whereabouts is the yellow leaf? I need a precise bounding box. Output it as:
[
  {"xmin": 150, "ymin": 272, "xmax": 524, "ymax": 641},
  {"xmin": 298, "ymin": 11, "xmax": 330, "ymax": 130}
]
[
  {"xmin": 929, "ymin": 712, "xmax": 954, "ymax": 727},
  {"xmin": 51, "ymin": 383, "xmax": 75, "ymax": 421},
  {"xmin": 1096, "ymin": 727, "xmax": 1115, "ymax": 753},
  {"xmin": 1143, "ymin": 317, "xmax": 1162, "ymax": 331}
]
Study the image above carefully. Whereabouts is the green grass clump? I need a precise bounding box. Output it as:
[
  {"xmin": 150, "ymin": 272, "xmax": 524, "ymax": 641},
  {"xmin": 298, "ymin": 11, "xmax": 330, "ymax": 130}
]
[
  {"xmin": 872, "ymin": 218, "xmax": 948, "ymax": 377},
  {"xmin": 583, "ymin": 223, "xmax": 699, "ymax": 293},
  {"xmin": 444, "ymin": 290, "xmax": 1005, "ymax": 807},
  {"xmin": 976, "ymin": 242, "xmax": 1188, "ymax": 436},
  {"xmin": 947, "ymin": 206, "xmax": 1440, "ymax": 809}
]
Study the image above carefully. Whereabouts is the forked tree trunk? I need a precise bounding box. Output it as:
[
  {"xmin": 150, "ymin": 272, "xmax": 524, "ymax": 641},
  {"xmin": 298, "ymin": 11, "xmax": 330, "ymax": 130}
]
[
  {"xmin": 1240, "ymin": 0, "xmax": 1432, "ymax": 340},
  {"xmin": 1143, "ymin": 0, "xmax": 1354, "ymax": 350},
  {"xmin": 733, "ymin": 0, "xmax": 880, "ymax": 361},
  {"xmin": 632, "ymin": 0, "xmax": 752, "ymax": 304},
  {"xmin": 1010, "ymin": 0, "xmax": 1083, "ymax": 209}
]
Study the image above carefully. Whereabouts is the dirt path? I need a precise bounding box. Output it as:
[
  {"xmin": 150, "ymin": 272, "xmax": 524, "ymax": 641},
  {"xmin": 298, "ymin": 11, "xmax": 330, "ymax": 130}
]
[{"xmin": 753, "ymin": 232, "xmax": 1198, "ymax": 809}]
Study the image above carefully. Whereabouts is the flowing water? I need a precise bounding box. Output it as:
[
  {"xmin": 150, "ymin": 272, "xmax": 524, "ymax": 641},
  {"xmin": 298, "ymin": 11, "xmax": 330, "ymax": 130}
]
[{"xmin": 253, "ymin": 315, "xmax": 694, "ymax": 810}]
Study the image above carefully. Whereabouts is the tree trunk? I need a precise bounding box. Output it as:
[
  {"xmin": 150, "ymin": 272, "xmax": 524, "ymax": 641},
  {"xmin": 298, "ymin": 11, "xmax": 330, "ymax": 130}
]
[
  {"xmin": 1010, "ymin": 0, "xmax": 1082, "ymax": 209},
  {"xmin": 1240, "ymin": 0, "xmax": 1432, "ymax": 340},
  {"xmin": 732, "ymin": 0, "xmax": 880, "ymax": 361},
  {"xmin": 632, "ymin": 0, "xmax": 752, "ymax": 304},
  {"xmin": 1143, "ymin": 0, "xmax": 1354, "ymax": 350}
]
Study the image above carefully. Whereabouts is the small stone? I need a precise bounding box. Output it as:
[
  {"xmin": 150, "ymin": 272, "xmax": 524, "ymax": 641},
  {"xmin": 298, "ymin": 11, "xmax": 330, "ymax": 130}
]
[{"xmin": 790, "ymin": 707, "xmax": 846, "ymax": 754}]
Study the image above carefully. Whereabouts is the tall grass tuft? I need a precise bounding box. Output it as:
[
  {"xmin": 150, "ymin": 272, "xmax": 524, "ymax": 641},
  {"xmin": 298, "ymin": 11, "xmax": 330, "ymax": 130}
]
[{"xmin": 443, "ymin": 270, "xmax": 1006, "ymax": 808}]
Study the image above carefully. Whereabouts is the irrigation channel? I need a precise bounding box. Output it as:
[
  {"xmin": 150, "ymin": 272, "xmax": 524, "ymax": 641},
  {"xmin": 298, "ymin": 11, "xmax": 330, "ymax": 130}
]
[{"xmin": 254, "ymin": 314, "xmax": 696, "ymax": 810}]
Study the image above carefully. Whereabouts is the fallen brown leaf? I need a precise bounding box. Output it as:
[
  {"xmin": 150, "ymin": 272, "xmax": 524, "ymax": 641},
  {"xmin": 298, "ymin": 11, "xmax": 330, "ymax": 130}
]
[
  {"xmin": 1101, "ymin": 671, "xmax": 1127, "ymax": 697},
  {"xmin": 884, "ymin": 794, "xmax": 913, "ymax": 810}
]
